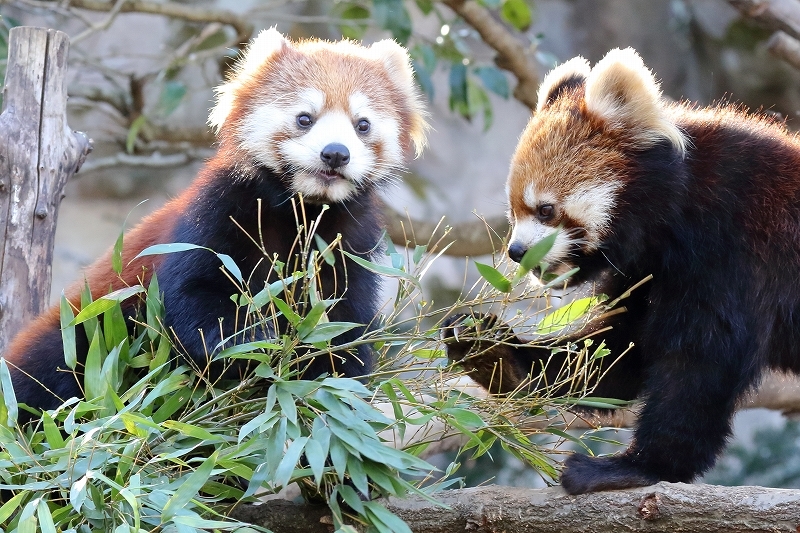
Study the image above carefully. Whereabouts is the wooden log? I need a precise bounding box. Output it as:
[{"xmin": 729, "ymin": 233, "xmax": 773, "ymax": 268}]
[
  {"xmin": 234, "ymin": 482, "xmax": 800, "ymax": 533},
  {"xmin": 0, "ymin": 27, "xmax": 92, "ymax": 354}
]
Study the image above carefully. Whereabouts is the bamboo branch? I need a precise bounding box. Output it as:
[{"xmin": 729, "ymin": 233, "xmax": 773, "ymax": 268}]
[
  {"xmin": 767, "ymin": 30, "xmax": 800, "ymax": 68},
  {"xmin": 440, "ymin": 0, "xmax": 539, "ymax": 110},
  {"xmin": 61, "ymin": 0, "xmax": 253, "ymax": 44},
  {"xmin": 727, "ymin": 0, "xmax": 800, "ymax": 41}
]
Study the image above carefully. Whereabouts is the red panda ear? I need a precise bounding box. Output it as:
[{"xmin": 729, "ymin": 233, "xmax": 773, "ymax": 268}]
[
  {"xmin": 536, "ymin": 56, "xmax": 590, "ymax": 112},
  {"xmin": 584, "ymin": 48, "xmax": 686, "ymax": 154},
  {"xmin": 208, "ymin": 28, "xmax": 290, "ymax": 134},
  {"xmin": 368, "ymin": 40, "xmax": 429, "ymax": 157}
]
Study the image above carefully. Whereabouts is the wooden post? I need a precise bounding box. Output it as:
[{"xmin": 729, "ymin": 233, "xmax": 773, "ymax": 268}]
[{"xmin": 0, "ymin": 27, "xmax": 92, "ymax": 354}]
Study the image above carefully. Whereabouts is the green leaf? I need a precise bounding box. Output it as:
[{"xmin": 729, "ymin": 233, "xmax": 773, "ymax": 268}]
[
  {"xmin": 442, "ymin": 407, "xmax": 485, "ymax": 429},
  {"xmin": 342, "ymin": 251, "xmax": 419, "ymax": 286},
  {"xmin": 536, "ymin": 296, "xmax": 603, "ymax": 334},
  {"xmin": 337, "ymin": 484, "xmax": 365, "ymax": 514},
  {"xmin": 466, "ymin": 78, "xmax": 493, "ymax": 130},
  {"xmin": 112, "ymin": 230, "xmax": 124, "ymax": 275},
  {"xmin": 448, "ymin": 62, "xmax": 469, "ymax": 117},
  {"xmin": 300, "ymin": 322, "xmax": 360, "ymax": 344},
  {"xmin": 42, "ymin": 411, "xmax": 65, "ymax": 449},
  {"xmin": 501, "ymin": 0, "xmax": 532, "ymax": 30},
  {"xmin": 364, "ymin": 501, "xmax": 413, "ymax": 533},
  {"xmin": 413, "ymin": 59, "xmax": 434, "ymax": 99},
  {"xmin": 251, "ymin": 272, "xmax": 302, "ymax": 309},
  {"xmin": 156, "ymin": 80, "xmax": 187, "ymax": 116},
  {"xmin": 271, "ymin": 296, "xmax": 302, "ymax": 326},
  {"xmin": 162, "ymin": 451, "xmax": 217, "ymax": 521},
  {"xmin": 134, "ymin": 242, "xmax": 207, "ymax": 260},
  {"xmin": 410, "ymin": 348, "xmax": 444, "ymax": 359},
  {"xmin": 314, "ymin": 234, "xmax": 336, "ymax": 266},
  {"xmin": 84, "ymin": 327, "xmax": 104, "ymax": 400},
  {"xmin": 69, "ymin": 286, "xmax": 145, "ymax": 326},
  {"xmin": 412, "ymin": 244, "xmax": 428, "ymax": 265},
  {"xmin": 162, "ymin": 421, "xmax": 223, "ymax": 442},
  {"xmin": 216, "ymin": 253, "xmax": 243, "ymax": 284},
  {"xmin": 339, "ymin": 4, "xmax": 369, "ymax": 40},
  {"xmin": 276, "ymin": 386, "xmax": 297, "ymax": 425},
  {"xmin": 475, "ymin": 65, "xmax": 510, "ymax": 98},
  {"xmin": 541, "ymin": 266, "xmax": 580, "ymax": 288},
  {"xmin": 146, "ymin": 272, "xmax": 163, "ymax": 341},
  {"xmin": 0, "ymin": 491, "xmax": 27, "ymax": 523},
  {"xmin": 304, "ymin": 437, "xmax": 326, "ymax": 486},
  {"xmin": 60, "ymin": 293, "xmax": 77, "ymax": 370},
  {"xmin": 475, "ymin": 262, "xmax": 512, "ymax": 292},
  {"xmin": 0, "ymin": 358, "xmax": 18, "ymax": 425},
  {"xmin": 415, "ymin": 0, "xmax": 434, "ymax": 14},
  {"xmin": 519, "ymin": 230, "xmax": 558, "ymax": 272},
  {"xmin": 273, "ymin": 437, "xmax": 308, "ymax": 488},
  {"xmin": 373, "ymin": 0, "xmax": 412, "ymax": 43},
  {"xmin": 297, "ymin": 301, "xmax": 327, "ymax": 339},
  {"xmin": 36, "ymin": 498, "xmax": 55, "ymax": 533},
  {"xmin": 126, "ymin": 115, "xmax": 146, "ymax": 154}
]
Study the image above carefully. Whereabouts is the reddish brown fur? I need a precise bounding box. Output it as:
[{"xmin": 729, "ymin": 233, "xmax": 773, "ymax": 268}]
[{"xmin": 2, "ymin": 161, "xmax": 221, "ymax": 369}]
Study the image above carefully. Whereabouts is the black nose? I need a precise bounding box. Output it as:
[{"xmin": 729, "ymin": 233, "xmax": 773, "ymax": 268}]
[
  {"xmin": 508, "ymin": 242, "xmax": 527, "ymax": 263},
  {"xmin": 320, "ymin": 143, "xmax": 350, "ymax": 169}
]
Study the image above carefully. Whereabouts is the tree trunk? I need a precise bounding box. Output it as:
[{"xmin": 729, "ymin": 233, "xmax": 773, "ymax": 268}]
[{"xmin": 0, "ymin": 27, "xmax": 92, "ymax": 353}]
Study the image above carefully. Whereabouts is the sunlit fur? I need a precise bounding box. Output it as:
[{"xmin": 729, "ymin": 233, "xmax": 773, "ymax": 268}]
[
  {"xmin": 447, "ymin": 47, "xmax": 800, "ymax": 495},
  {"xmin": 507, "ymin": 48, "xmax": 683, "ymax": 279},
  {"xmin": 5, "ymin": 30, "xmax": 427, "ymax": 417},
  {"xmin": 210, "ymin": 28, "xmax": 428, "ymax": 203}
]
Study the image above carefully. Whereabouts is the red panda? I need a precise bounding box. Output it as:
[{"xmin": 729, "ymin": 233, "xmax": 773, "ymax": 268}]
[
  {"xmin": 445, "ymin": 48, "xmax": 800, "ymax": 494},
  {"xmin": 6, "ymin": 29, "xmax": 427, "ymax": 415}
]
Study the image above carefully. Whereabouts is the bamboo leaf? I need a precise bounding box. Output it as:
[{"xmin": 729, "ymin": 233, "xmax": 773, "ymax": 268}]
[
  {"xmin": 69, "ymin": 286, "xmax": 145, "ymax": 327},
  {"xmin": 273, "ymin": 437, "xmax": 308, "ymax": 488},
  {"xmin": 134, "ymin": 242, "xmax": 207, "ymax": 260},
  {"xmin": 0, "ymin": 358, "xmax": 18, "ymax": 425},
  {"xmin": 162, "ymin": 451, "xmax": 217, "ymax": 521},
  {"xmin": 536, "ymin": 296, "xmax": 604, "ymax": 335},
  {"xmin": 519, "ymin": 230, "xmax": 558, "ymax": 272},
  {"xmin": 60, "ymin": 293, "xmax": 77, "ymax": 369},
  {"xmin": 475, "ymin": 262, "xmax": 512, "ymax": 292}
]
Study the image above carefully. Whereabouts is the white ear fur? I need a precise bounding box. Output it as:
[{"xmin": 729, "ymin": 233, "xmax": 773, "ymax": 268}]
[
  {"xmin": 536, "ymin": 56, "xmax": 590, "ymax": 111},
  {"xmin": 368, "ymin": 39, "xmax": 429, "ymax": 157},
  {"xmin": 584, "ymin": 48, "xmax": 685, "ymax": 154},
  {"xmin": 208, "ymin": 28, "xmax": 289, "ymax": 133}
]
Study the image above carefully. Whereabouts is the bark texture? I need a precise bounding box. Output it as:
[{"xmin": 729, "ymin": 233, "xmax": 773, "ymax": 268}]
[
  {"xmin": 235, "ymin": 482, "xmax": 800, "ymax": 532},
  {"xmin": 0, "ymin": 27, "xmax": 92, "ymax": 354}
]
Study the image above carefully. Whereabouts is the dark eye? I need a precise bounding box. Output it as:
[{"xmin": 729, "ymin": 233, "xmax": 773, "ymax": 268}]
[
  {"xmin": 297, "ymin": 114, "xmax": 313, "ymax": 128},
  {"xmin": 537, "ymin": 204, "xmax": 555, "ymax": 221},
  {"xmin": 356, "ymin": 119, "xmax": 371, "ymax": 133}
]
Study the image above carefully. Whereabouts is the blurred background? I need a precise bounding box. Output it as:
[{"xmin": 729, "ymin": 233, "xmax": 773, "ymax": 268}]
[{"xmin": 2, "ymin": 0, "xmax": 799, "ymax": 489}]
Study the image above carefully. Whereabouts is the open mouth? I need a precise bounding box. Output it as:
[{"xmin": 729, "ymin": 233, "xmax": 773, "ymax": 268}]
[{"xmin": 314, "ymin": 169, "xmax": 343, "ymax": 184}]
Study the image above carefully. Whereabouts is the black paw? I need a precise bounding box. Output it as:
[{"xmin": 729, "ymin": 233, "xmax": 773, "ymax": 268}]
[
  {"xmin": 441, "ymin": 313, "xmax": 508, "ymax": 365},
  {"xmin": 560, "ymin": 453, "xmax": 659, "ymax": 495}
]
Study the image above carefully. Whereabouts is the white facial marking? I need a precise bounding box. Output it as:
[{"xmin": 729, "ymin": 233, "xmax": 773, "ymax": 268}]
[
  {"xmin": 523, "ymin": 183, "xmax": 557, "ymax": 210},
  {"xmin": 563, "ymin": 181, "xmax": 619, "ymax": 239},
  {"xmin": 350, "ymin": 91, "xmax": 402, "ymax": 166},
  {"xmin": 237, "ymin": 87, "xmax": 404, "ymax": 203},
  {"xmin": 280, "ymin": 110, "xmax": 374, "ymax": 202},
  {"xmin": 237, "ymin": 88, "xmax": 327, "ymax": 169},
  {"xmin": 509, "ymin": 217, "xmax": 570, "ymax": 266}
]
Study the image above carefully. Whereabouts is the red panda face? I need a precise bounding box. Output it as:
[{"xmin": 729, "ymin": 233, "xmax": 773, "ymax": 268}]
[
  {"xmin": 209, "ymin": 29, "xmax": 428, "ymax": 203},
  {"xmin": 506, "ymin": 49, "xmax": 686, "ymax": 281}
]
